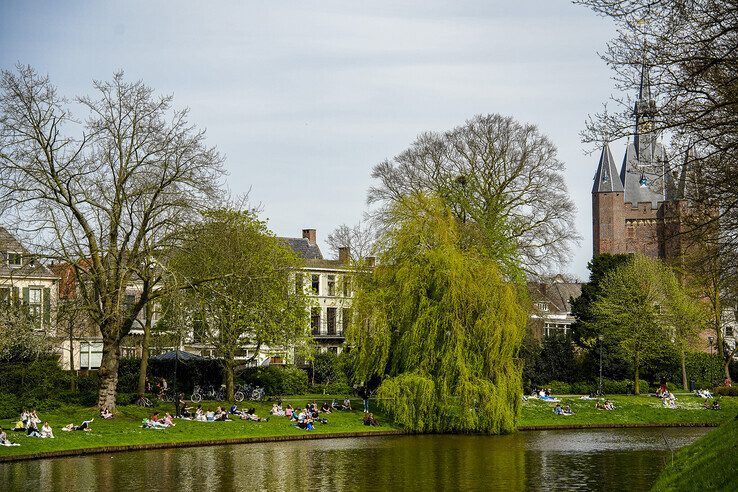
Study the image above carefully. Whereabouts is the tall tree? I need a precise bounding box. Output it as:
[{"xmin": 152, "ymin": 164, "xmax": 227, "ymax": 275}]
[
  {"xmin": 167, "ymin": 209, "xmax": 311, "ymax": 400},
  {"xmin": 592, "ymin": 254, "xmax": 704, "ymax": 393},
  {"xmin": 0, "ymin": 66, "xmax": 224, "ymax": 409},
  {"xmin": 368, "ymin": 114, "xmax": 579, "ymax": 274},
  {"xmin": 347, "ymin": 194, "xmax": 528, "ymax": 433}
]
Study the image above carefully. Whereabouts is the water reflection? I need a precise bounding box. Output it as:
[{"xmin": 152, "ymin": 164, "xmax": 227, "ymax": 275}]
[{"xmin": 0, "ymin": 428, "xmax": 706, "ymax": 491}]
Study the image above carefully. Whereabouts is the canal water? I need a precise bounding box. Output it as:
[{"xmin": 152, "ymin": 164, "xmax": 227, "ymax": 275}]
[{"xmin": 0, "ymin": 427, "xmax": 706, "ymax": 491}]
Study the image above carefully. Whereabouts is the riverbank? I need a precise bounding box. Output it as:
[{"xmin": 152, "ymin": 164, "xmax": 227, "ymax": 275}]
[
  {"xmin": 651, "ymin": 413, "xmax": 738, "ymax": 491},
  {"xmin": 1, "ymin": 394, "xmax": 735, "ymax": 462}
]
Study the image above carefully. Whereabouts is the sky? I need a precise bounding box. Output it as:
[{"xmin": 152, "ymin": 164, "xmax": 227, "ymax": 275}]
[{"xmin": 0, "ymin": 0, "xmax": 626, "ymax": 279}]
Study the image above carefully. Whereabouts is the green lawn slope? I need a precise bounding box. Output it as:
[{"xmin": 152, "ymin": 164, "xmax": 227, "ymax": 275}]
[{"xmin": 651, "ymin": 414, "xmax": 738, "ymax": 491}]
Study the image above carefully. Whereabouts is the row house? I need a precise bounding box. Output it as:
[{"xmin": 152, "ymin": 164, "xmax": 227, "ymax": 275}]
[
  {"xmin": 281, "ymin": 229, "xmax": 356, "ymax": 355},
  {"xmin": 0, "ymin": 227, "xmax": 57, "ymax": 332},
  {"xmin": 528, "ymin": 276, "xmax": 582, "ymax": 339}
]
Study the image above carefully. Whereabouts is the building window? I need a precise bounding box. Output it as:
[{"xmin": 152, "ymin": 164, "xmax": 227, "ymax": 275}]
[
  {"xmin": 342, "ymin": 276, "xmax": 351, "ymax": 297},
  {"xmin": 80, "ymin": 341, "xmax": 103, "ymax": 369},
  {"xmin": 121, "ymin": 346, "xmax": 138, "ymax": 358},
  {"xmin": 311, "ymin": 274, "xmax": 320, "ymax": 295},
  {"xmin": 327, "ymin": 307, "xmax": 337, "ymax": 335},
  {"xmin": 0, "ymin": 287, "xmax": 9, "ymax": 304},
  {"xmin": 124, "ymin": 294, "xmax": 135, "ymax": 314},
  {"xmin": 327, "ymin": 275, "xmax": 336, "ymax": 296},
  {"xmin": 536, "ymin": 302, "xmax": 549, "ymax": 312},
  {"xmin": 294, "ymin": 273, "xmax": 303, "ymax": 294},
  {"xmin": 28, "ymin": 287, "xmax": 42, "ymax": 320},
  {"xmin": 727, "ymin": 325, "xmax": 734, "ymax": 338},
  {"xmin": 7, "ymin": 252, "xmax": 22, "ymax": 268},
  {"xmin": 328, "ymin": 347, "xmax": 338, "ymax": 354},
  {"xmin": 342, "ymin": 308, "xmax": 351, "ymax": 334},
  {"xmin": 311, "ymin": 307, "xmax": 321, "ymax": 335}
]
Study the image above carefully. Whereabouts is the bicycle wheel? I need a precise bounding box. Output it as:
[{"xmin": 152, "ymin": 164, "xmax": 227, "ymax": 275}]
[
  {"xmin": 234, "ymin": 391, "xmax": 244, "ymax": 402},
  {"xmin": 191, "ymin": 393, "xmax": 202, "ymax": 403}
]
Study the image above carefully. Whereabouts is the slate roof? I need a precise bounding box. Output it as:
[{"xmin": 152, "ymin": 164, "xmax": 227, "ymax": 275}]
[
  {"xmin": 529, "ymin": 281, "xmax": 582, "ymax": 314},
  {"xmin": 592, "ymin": 143, "xmax": 623, "ymax": 193},
  {"xmin": 0, "ymin": 227, "xmax": 56, "ymax": 279},
  {"xmin": 620, "ymin": 140, "xmax": 669, "ymax": 208},
  {"xmin": 280, "ymin": 237, "xmax": 323, "ymax": 260}
]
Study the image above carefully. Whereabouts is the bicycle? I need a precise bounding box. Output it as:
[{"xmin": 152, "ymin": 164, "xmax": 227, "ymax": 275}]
[
  {"xmin": 158, "ymin": 389, "xmax": 174, "ymax": 402},
  {"xmin": 136, "ymin": 395, "xmax": 152, "ymax": 407},
  {"xmin": 191, "ymin": 385, "xmax": 204, "ymax": 403}
]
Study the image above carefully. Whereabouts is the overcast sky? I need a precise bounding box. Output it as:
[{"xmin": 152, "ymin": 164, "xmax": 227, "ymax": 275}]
[{"xmin": 1, "ymin": 0, "xmax": 627, "ymax": 279}]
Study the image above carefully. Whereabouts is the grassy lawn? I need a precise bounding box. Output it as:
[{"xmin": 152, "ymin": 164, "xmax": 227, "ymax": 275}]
[
  {"xmin": 518, "ymin": 394, "xmax": 738, "ymax": 428},
  {"xmin": 651, "ymin": 415, "xmax": 738, "ymax": 491},
  {"xmin": 1, "ymin": 394, "xmax": 736, "ymax": 460},
  {"xmin": 0, "ymin": 396, "xmax": 396, "ymax": 459}
]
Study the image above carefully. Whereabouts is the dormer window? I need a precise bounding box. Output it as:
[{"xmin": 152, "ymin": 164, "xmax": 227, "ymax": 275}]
[
  {"xmin": 7, "ymin": 252, "xmax": 22, "ymax": 268},
  {"xmin": 536, "ymin": 302, "xmax": 549, "ymax": 312}
]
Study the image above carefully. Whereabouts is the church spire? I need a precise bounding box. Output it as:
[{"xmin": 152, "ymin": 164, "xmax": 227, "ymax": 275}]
[
  {"xmin": 634, "ymin": 59, "xmax": 657, "ymax": 150},
  {"xmin": 592, "ymin": 142, "xmax": 623, "ymax": 193}
]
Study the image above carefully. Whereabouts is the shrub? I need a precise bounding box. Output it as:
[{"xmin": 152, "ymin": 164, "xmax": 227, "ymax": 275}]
[
  {"xmin": 238, "ymin": 365, "xmax": 308, "ymax": 395},
  {"xmin": 570, "ymin": 381, "xmax": 594, "ymax": 395},
  {"xmin": 714, "ymin": 386, "xmax": 738, "ymax": 397},
  {"xmin": 0, "ymin": 393, "xmax": 20, "ymax": 419},
  {"xmin": 547, "ymin": 381, "xmax": 571, "ymax": 394}
]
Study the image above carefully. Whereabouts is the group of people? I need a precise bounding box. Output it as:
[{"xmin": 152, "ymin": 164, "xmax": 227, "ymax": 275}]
[
  {"xmin": 695, "ymin": 389, "xmax": 713, "ymax": 399},
  {"xmin": 528, "ymin": 388, "xmax": 559, "ymax": 403},
  {"xmin": 553, "ymin": 404, "xmax": 574, "ymax": 416},
  {"xmin": 12, "ymin": 410, "xmax": 55, "ymax": 439},
  {"xmin": 595, "ymin": 400, "xmax": 615, "ymax": 411},
  {"xmin": 142, "ymin": 412, "xmax": 175, "ymax": 429}
]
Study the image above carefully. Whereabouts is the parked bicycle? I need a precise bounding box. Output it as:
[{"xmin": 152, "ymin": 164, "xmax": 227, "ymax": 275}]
[
  {"xmin": 191, "ymin": 384, "xmax": 226, "ymax": 402},
  {"xmin": 234, "ymin": 383, "xmax": 265, "ymax": 402},
  {"xmin": 136, "ymin": 395, "xmax": 152, "ymax": 407}
]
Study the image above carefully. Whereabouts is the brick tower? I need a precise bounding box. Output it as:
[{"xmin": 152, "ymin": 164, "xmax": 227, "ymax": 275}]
[{"xmin": 592, "ymin": 63, "xmax": 687, "ymax": 259}]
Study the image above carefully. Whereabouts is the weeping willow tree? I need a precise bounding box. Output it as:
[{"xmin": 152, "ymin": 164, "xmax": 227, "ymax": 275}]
[{"xmin": 347, "ymin": 194, "xmax": 528, "ymax": 434}]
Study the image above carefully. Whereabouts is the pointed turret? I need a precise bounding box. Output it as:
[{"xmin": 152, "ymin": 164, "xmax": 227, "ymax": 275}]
[{"xmin": 592, "ymin": 142, "xmax": 623, "ymax": 193}]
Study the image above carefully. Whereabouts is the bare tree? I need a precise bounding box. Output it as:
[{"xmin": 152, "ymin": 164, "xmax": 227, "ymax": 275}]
[
  {"xmin": 368, "ymin": 114, "xmax": 579, "ymax": 274},
  {"xmin": 577, "ymin": 0, "xmax": 738, "ymax": 263},
  {"xmin": 0, "ymin": 66, "xmax": 224, "ymax": 410},
  {"xmin": 326, "ymin": 221, "xmax": 376, "ymax": 261}
]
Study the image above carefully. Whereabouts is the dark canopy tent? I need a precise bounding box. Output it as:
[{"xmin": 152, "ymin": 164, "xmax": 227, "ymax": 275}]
[{"xmin": 150, "ymin": 350, "xmax": 206, "ymax": 362}]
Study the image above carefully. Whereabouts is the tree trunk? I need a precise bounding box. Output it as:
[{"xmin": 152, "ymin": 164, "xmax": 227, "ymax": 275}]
[
  {"xmin": 634, "ymin": 353, "xmax": 640, "ymax": 395},
  {"xmin": 137, "ymin": 305, "xmax": 153, "ymax": 398},
  {"xmin": 681, "ymin": 350, "xmax": 688, "ymax": 391},
  {"xmin": 69, "ymin": 325, "xmax": 76, "ymax": 392},
  {"xmin": 98, "ymin": 338, "xmax": 121, "ymax": 411},
  {"xmin": 225, "ymin": 357, "xmax": 235, "ymax": 401},
  {"xmin": 724, "ymin": 359, "xmax": 732, "ymax": 384}
]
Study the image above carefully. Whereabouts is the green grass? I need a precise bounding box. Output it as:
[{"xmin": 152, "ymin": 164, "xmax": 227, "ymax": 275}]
[
  {"xmin": 651, "ymin": 414, "xmax": 738, "ymax": 491},
  {"xmin": 0, "ymin": 397, "xmax": 395, "ymax": 458},
  {"xmin": 518, "ymin": 394, "xmax": 738, "ymax": 428},
  {"xmin": 1, "ymin": 394, "xmax": 735, "ymax": 460}
]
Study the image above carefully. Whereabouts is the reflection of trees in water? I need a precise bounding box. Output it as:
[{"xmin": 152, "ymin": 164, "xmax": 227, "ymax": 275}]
[{"xmin": 1, "ymin": 429, "xmax": 708, "ymax": 490}]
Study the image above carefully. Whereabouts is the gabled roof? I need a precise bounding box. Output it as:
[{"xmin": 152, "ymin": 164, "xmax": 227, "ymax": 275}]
[
  {"xmin": 620, "ymin": 140, "xmax": 668, "ymax": 208},
  {"xmin": 529, "ymin": 281, "xmax": 582, "ymax": 314},
  {"xmin": 592, "ymin": 143, "xmax": 623, "ymax": 193},
  {"xmin": 280, "ymin": 237, "xmax": 323, "ymax": 260},
  {"xmin": 0, "ymin": 227, "xmax": 56, "ymax": 279}
]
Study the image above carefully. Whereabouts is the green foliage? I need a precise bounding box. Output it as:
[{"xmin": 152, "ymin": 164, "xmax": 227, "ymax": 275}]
[
  {"xmin": 591, "ymin": 254, "xmax": 706, "ymax": 394},
  {"xmin": 238, "ymin": 366, "xmax": 309, "ymax": 395},
  {"xmin": 349, "ymin": 195, "xmax": 528, "ymax": 433},
  {"xmin": 312, "ymin": 352, "xmax": 340, "ymax": 385},
  {"xmin": 164, "ymin": 208, "xmax": 311, "ymax": 398},
  {"xmin": 546, "ymin": 381, "xmax": 572, "ymax": 394},
  {"xmin": 714, "ymin": 386, "xmax": 738, "ymax": 396}
]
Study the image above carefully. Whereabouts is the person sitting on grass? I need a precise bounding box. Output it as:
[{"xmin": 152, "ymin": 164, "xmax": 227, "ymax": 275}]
[
  {"xmin": 26, "ymin": 420, "xmax": 41, "ymax": 437},
  {"xmin": 321, "ymin": 402, "xmax": 332, "ymax": 414},
  {"xmin": 20, "ymin": 409, "xmax": 29, "ymax": 428},
  {"xmin": 604, "ymin": 400, "xmax": 615, "ymax": 411},
  {"xmin": 363, "ymin": 413, "xmax": 379, "ymax": 427},
  {"xmin": 553, "ymin": 404, "xmax": 564, "ymax": 415},
  {"xmin": 100, "ymin": 407, "xmax": 113, "ymax": 419},
  {"xmin": 562, "ymin": 405, "xmax": 574, "ymax": 416},
  {"xmin": 205, "ymin": 409, "xmax": 215, "ymax": 422},
  {"xmin": 40, "ymin": 421, "xmax": 54, "ymax": 439},
  {"xmin": 270, "ymin": 403, "xmax": 285, "ymax": 417},
  {"xmin": 342, "ymin": 398, "xmax": 352, "ymax": 411},
  {"xmin": 214, "ymin": 407, "xmax": 229, "ymax": 421},
  {"xmin": 285, "ymin": 404, "xmax": 293, "ymax": 418},
  {"xmin": 163, "ymin": 413, "xmax": 176, "ymax": 427},
  {"xmin": 12, "ymin": 419, "xmax": 25, "ymax": 432},
  {"xmin": 0, "ymin": 428, "xmax": 19, "ymax": 446},
  {"xmin": 229, "ymin": 404, "xmax": 240, "ymax": 415},
  {"xmin": 179, "ymin": 399, "xmax": 192, "ymax": 418},
  {"xmin": 62, "ymin": 419, "xmax": 94, "ymax": 432},
  {"xmin": 151, "ymin": 412, "xmax": 161, "ymax": 423},
  {"xmin": 240, "ymin": 409, "xmax": 268, "ymax": 422},
  {"xmin": 595, "ymin": 400, "xmax": 606, "ymax": 410}
]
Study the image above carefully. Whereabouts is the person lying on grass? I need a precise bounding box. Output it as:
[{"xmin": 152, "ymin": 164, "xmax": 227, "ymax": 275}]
[
  {"xmin": 239, "ymin": 408, "xmax": 268, "ymax": 422},
  {"xmin": 62, "ymin": 419, "xmax": 94, "ymax": 432},
  {"xmin": 0, "ymin": 428, "xmax": 20, "ymax": 446},
  {"xmin": 100, "ymin": 407, "xmax": 113, "ymax": 419},
  {"xmin": 142, "ymin": 418, "xmax": 168, "ymax": 429}
]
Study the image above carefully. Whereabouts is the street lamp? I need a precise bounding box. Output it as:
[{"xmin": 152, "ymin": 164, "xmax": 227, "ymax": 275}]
[
  {"xmin": 708, "ymin": 336, "xmax": 714, "ymax": 355},
  {"xmin": 598, "ymin": 335, "xmax": 604, "ymax": 396}
]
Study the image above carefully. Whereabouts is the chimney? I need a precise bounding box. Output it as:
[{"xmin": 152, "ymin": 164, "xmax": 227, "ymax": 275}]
[
  {"xmin": 338, "ymin": 246, "xmax": 351, "ymax": 264},
  {"xmin": 302, "ymin": 229, "xmax": 317, "ymax": 245},
  {"xmin": 365, "ymin": 256, "xmax": 376, "ymax": 267}
]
